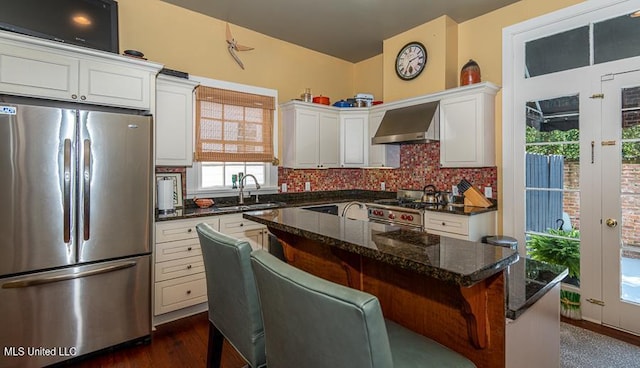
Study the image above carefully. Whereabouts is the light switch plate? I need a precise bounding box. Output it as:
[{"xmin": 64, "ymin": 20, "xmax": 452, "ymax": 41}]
[
  {"xmin": 452, "ymin": 185, "xmax": 459, "ymax": 196},
  {"xmin": 381, "ymin": 182, "xmax": 386, "ymax": 191},
  {"xmin": 281, "ymin": 183, "xmax": 287, "ymax": 193},
  {"xmin": 304, "ymin": 182, "xmax": 311, "ymax": 191},
  {"xmin": 484, "ymin": 186, "xmax": 492, "ymax": 198}
]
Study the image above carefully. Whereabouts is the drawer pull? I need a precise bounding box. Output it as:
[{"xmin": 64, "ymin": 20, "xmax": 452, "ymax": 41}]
[
  {"xmin": 187, "ymin": 265, "xmax": 192, "ymax": 269},
  {"xmin": 187, "ymin": 247, "xmax": 192, "ymax": 251},
  {"xmin": 187, "ymin": 228, "xmax": 193, "ymax": 233},
  {"xmin": 240, "ymin": 223, "xmax": 244, "ymax": 227},
  {"xmin": 442, "ymin": 222, "xmax": 446, "ymax": 226},
  {"xmin": 186, "ymin": 290, "xmax": 191, "ymax": 295}
]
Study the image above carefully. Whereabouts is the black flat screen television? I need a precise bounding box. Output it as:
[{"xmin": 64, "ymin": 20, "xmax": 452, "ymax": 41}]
[{"xmin": 0, "ymin": 0, "xmax": 119, "ymax": 54}]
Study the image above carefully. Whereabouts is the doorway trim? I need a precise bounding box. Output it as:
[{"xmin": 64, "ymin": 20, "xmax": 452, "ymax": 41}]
[{"xmin": 502, "ymin": 0, "xmax": 640, "ymax": 325}]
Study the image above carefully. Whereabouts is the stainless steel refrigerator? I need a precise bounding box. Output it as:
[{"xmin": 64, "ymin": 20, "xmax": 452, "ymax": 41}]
[{"xmin": 0, "ymin": 96, "xmax": 153, "ymax": 368}]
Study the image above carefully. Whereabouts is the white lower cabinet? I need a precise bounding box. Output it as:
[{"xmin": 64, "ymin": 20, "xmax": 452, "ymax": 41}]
[
  {"xmin": 424, "ymin": 211, "xmax": 496, "ymax": 241},
  {"xmin": 153, "ymin": 214, "xmax": 268, "ymax": 324},
  {"xmin": 153, "ymin": 217, "xmax": 219, "ymax": 324},
  {"xmin": 218, "ymin": 213, "xmax": 269, "ymax": 250}
]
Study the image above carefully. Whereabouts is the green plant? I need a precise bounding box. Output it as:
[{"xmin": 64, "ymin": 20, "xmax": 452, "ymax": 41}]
[{"xmin": 527, "ymin": 228, "xmax": 580, "ymax": 279}]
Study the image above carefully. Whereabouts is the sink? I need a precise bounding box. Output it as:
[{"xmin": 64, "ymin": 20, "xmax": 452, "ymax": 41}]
[{"xmin": 215, "ymin": 202, "xmax": 285, "ymax": 213}]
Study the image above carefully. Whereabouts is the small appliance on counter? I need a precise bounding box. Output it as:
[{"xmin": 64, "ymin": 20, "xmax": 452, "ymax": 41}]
[
  {"xmin": 157, "ymin": 177, "xmax": 175, "ymax": 213},
  {"xmin": 355, "ymin": 93, "xmax": 374, "ymax": 107}
]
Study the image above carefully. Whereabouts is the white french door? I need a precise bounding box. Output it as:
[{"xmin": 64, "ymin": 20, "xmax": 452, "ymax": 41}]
[
  {"xmin": 601, "ymin": 69, "xmax": 640, "ymax": 334},
  {"xmin": 503, "ymin": 0, "xmax": 640, "ymax": 334}
]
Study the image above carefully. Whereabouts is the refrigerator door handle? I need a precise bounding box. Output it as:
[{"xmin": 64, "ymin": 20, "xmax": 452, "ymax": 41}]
[
  {"xmin": 63, "ymin": 139, "xmax": 72, "ymax": 243},
  {"xmin": 83, "ymin": 139, "xmax": 91, "ymax": 241},
  {"xmin": 1, "ymin": 261, "xmax": 137, "ymax": 289}
]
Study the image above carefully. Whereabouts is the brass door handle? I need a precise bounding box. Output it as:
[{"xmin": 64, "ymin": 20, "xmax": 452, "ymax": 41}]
[{"xmin": 606, "ymin": 218, "xmax": 618, "ymax": 228}]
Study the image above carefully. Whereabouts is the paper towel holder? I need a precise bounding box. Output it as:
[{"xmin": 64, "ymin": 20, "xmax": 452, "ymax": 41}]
[{"xmin": 156, "ymin": 173, "xmax": 183, "ymax": 213}]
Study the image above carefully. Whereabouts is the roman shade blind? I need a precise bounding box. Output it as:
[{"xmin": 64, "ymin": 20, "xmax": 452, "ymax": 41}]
[{"xmin": 195, "ymin": 86, "xmax": 275, "ymax": 162}]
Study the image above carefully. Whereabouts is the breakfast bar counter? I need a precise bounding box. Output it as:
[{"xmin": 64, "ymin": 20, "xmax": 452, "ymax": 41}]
[{"xmin": 244, "ymin": 207, "xmax": 522, "ymax": 368}]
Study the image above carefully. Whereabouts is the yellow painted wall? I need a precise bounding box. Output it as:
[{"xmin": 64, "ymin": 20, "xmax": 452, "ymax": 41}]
[
  {"xmin": 118, "ymin": 0, "xmax": 355, "ymax": 104},
  {"xmin": 456, "ymin": 0, "xmax": 583, "ymax": 230},
  {"xmin": 382, "ymin": 16, "xmax": 457, "ymax": 102},
  {"xmin": 353, "ymin": 54, "xmax": 384, "ymax": 101}
]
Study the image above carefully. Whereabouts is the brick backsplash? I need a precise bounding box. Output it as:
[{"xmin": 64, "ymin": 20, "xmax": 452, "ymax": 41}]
[{"xmin": 278, "ymin": 142, "xmax": 498, "ymax": 197}]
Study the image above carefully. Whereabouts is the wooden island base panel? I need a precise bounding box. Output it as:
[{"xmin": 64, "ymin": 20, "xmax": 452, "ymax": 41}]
[{"xmin": 272, "ymin": 229, "xmax": 506, "ymax": 368}]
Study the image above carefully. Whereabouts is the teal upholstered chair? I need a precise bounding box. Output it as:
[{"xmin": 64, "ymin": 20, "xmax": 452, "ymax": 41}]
[
  {"xmin": 196, "ymin": 223, "xmax": 266, "ymax": 368},
  {"xmin": 250, "ymin": 250, "xmax": 476, "ymax": 368}
]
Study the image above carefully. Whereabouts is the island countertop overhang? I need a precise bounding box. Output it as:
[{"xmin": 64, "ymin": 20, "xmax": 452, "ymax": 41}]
[{"xmin": 243, "ymin": 207, "xmax": 519, "ymax": 287}]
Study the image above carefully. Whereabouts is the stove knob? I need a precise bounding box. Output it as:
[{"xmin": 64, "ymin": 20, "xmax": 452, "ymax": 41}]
[
  {"xmin": 400, "ymin": 214, "xmax": 407, "ymax": 220},
  {"xmin": 407, "ymin": 215, "xmax": 414, "ymax": 221},
  {"xmin": 388, "ymin": 213, "xmax": 395, "ymax": 220}
]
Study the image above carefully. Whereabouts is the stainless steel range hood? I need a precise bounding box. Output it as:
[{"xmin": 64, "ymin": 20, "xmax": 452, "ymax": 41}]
[{"xmin": 372, "ymin": 101, "xmax": 439, "ymax": 144}]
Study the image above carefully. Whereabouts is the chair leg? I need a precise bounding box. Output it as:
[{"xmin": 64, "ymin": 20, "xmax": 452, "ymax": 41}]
[{"xmin": 207, "ymin": 321, "xmax": 224, "ymax": 368}]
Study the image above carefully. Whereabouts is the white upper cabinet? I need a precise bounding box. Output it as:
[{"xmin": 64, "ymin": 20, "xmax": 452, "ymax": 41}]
[
  {"xmin": 281, "ymin": 84, "xmax": 499, "ymax": 169},
  {"xmin": 0, "ymin": 30, "xmax": 162, "ymax": 110},
  {"xmin": 368, "ymin": 109, "xmax": 400, "ymax": 168},
  {"xmin": 282, "ymin": 101, "xmax": 340, "ymax": 168},
  {"xmin": 155, "ymin": 75, "xmax": 199, "ymax": 166},
  {"xmin": 340, "ymin": 110, "xmax": 369, "ymax": 167},
  {"xmin": 439, "ymin": 83, "xmax": 500, "ymax": 168}
]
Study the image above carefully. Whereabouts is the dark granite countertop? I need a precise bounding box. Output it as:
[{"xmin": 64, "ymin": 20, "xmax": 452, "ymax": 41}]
[
  {"xmin": 421, "ymin": 204, "xmax": 497, "ymax": 216},
  {"xmin": 243, "ymin": 207, "xmax": 518, "ymax": 287},
  {"xmin": 244, "ymin": 207, "xmax": 567, "ymax": 319},
  {"xmin": 506, "ymin": 258, "xmax": 568, "ymax": 319},
  {"xmin": 155, "ymin": 189, "xmax": 496, "ymax": 221}
]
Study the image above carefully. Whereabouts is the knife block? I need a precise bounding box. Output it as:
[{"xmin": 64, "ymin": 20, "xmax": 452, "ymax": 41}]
[{"xmin": 462, "ymin": 186, "xmax": 493, "ymax": 207}]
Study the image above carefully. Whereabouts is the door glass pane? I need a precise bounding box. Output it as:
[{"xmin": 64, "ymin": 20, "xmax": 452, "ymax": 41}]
[
  {"xmin": 525, "ymin": 95, "xmax": 581, "ymax": 285},
  {"xmin": 594, "ymin": 13, "xmax": 640, "ymax": 64},
  {"xmin": 525, "ymin": 26, "xmax": 589, "ymax": 78},
  {"xmin": 620, "ymin": 86, "xmax": 640, "ymax": 304}
]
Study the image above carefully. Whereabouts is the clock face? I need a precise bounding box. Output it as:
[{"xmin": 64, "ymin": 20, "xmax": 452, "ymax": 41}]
[{"xmin": 395, "ymin": 42, "xmax": 427, "ymax": 80}]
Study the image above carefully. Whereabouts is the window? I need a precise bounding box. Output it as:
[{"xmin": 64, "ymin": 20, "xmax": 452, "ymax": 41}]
[
  {"xmin": 524, "ymin": 12, "xmax": 640, "ymax": 79},
  {"xmin": 201, "ymin": 162, "xmax": 266, "ymax": 188},
  {"xmin": 186, "ymin": 76, "xmax": 278, "ymax": 197},
  {"xmin": 194, "ymin": 86, "xmax": 275, "ymax": 162}
]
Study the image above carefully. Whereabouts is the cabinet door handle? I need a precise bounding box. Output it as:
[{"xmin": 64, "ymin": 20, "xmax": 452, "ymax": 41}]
[
  {"xmin": 187, "ymin": 265, "xmax": 192, "ymax": 269},
  {"xmin": 71, "ymin": 94, "xmax": 78, "ymax": 99},
  {"xmin": 187, "ymin": 247, "xmax": 192, "ymax": 251},
  {"xmin": 442, "ymin": 222, "xmax": 446, "ymax": 226},
  {"xmin": 80, "ymin": 95, "xmax": 87, "ymax": 100},
  {"xmin": 186, "ymin": 290, "xmax": 191, "ymax": 295},
  {"xmin": 240, "ymin": 223, "xmax": 244, "ymax": 227},
  {"xmin": 187, "ymin": 228, "xmax": 193, "ymax": 233}
]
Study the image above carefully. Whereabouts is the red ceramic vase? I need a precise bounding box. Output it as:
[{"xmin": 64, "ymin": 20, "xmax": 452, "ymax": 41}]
[{"xmin": 460, "ymin": 59, "xmax": 481, "ymax": 86}]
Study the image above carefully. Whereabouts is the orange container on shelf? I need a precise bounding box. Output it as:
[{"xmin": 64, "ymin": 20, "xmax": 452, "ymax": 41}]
[
  {"xmin": 460, "ymin": 59, "xmax": 481, "ymax": 86},
  {"xmin": 312, "ymin": 95, "xmax": 330, "ymax": 105}
]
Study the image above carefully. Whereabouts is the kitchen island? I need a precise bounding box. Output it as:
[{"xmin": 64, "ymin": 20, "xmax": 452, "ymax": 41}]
[{"xmin": 244, "ymin": 207, "xmax": 567, "ymax": 368}]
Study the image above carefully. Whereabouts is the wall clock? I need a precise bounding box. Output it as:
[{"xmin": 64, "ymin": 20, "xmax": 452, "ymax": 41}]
[{"xmin": 395, "ymin": 41, "xmax": 427, "ymax": 80}]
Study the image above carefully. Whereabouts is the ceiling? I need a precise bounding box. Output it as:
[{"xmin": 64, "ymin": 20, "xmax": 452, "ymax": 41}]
[{"xmin": 161, "ymin": 0, "xmax": 520, "ymax": 63}]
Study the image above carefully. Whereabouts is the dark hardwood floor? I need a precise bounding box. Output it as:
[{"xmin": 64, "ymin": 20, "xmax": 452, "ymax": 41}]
[
  {"xmin": 61, "ymin": 313, "xmax": 246, "ymax": 368},
  {"xmin": 561, "ymin": 316, "xmax": 640, "ymax": 348},
  {"xmin": 54, "ymin": 312, "xmax": 640, "ymax": 367}
]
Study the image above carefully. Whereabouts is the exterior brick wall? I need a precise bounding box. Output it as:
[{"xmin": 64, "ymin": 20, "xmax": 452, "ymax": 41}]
[{"xmin": 562, "ymin": 161, "xmax": 640, "ymax": 247}]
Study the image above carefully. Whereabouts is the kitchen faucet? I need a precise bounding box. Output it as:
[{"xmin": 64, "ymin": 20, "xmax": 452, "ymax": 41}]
[
  {"xmin": 341, "ymin": 201, "xmax": 365, "ymax": 218},
  {"xmin": 238, "ymin": 173, "xmax": 261, "ymax": 204}
]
